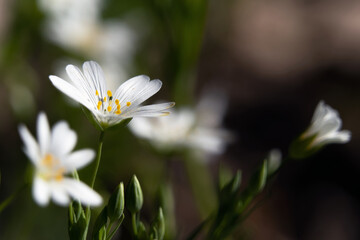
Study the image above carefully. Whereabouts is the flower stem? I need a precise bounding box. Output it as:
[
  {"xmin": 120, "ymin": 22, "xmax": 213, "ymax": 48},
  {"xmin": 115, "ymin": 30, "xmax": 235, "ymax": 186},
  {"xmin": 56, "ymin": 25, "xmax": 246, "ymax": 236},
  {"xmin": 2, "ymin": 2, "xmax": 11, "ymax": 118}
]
[
  {"xmin": 131, "ymin": 213, "xmax": 138, "ymax": 237},
  {"xmin": 84, "ymin": 131, "xmax": 105, "ymax": 238},
  {"xmin": 91, "ymin": 131, "xmax": 105, "ymax": 188}
]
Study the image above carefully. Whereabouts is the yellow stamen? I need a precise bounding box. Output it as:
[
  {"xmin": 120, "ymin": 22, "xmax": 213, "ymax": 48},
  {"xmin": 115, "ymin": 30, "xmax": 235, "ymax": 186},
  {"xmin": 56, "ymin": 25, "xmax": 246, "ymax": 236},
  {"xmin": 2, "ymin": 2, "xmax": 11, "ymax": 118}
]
[
  {"xmin": 107, "ymin": 106, "xmax": 112, "ymax": 112},
  {"xmin": 104, "ymin": 97, "xmax": 107, "ymax": 102},
  {"xmin": 107, "ymin": 90, "xmax": 112, "ymax": 97},
  {"xmin": 54, "ymin": 168, "xmax": 65, "ymax": 181},
  {"xmin": 115, "ymin": 99, "xmax": 119, "ymax": 105},
  {"xmin": 117, "ymin": 105, "xmax": 121, "ymax": 110},
  {"xmin": 97, "ymin": 101, "xmax": 102, "ymax": 110},
  {"xmin": 42, "ymin": 154, "xmax": 54, "ymax": 166},
  {"xmin": 96, "ymin": 90, "xmax": 99, "ymax": 96},
  {"xmin": 115, "ymin": 110, "xmax": 121, "ymax": 115},
  {"xmin": 126, "ymin": 101, "xmax": 131, "ymax": 107}
]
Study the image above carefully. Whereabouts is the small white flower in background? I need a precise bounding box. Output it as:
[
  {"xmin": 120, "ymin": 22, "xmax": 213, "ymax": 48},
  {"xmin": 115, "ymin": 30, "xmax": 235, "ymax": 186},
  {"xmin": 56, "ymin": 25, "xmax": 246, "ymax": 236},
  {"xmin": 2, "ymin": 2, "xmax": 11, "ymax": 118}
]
[
  {"xmin": 49, "ymin": 61, "xmax": 175, "ymax": 130},
  {"xmin": 18, "ymin": 112, "xmax": 102, "ymax": 207},
  {"xmin": 303, "ymin": 101, "xmax": 351, "ymax": 148},
  {"xmin": 266, "ymin": 149, "xmax": 282, "ymax": 175},
  {"xmin": 129, "ymin": 91, "xmax": 232, "ymax": 159}
]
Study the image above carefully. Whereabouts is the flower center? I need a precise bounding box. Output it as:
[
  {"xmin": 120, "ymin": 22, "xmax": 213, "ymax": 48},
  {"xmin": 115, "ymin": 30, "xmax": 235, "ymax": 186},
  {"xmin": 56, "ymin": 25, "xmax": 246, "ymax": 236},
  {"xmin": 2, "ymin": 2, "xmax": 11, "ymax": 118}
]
[
  {"xmin": 95, "ymin": 90, "xmax": 132, "ymax": 115},
  {"xmin": 39, "ymin": 154, "xmax": 65, "ymax": 181}
]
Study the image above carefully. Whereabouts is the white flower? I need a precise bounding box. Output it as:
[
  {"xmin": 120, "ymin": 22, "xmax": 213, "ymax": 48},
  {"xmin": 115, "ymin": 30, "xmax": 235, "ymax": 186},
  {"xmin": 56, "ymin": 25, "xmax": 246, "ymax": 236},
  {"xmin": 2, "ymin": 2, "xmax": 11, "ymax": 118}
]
[
  {"xmin": 266, "ymin": 149, "xmax": 282, "ymax": 175},
  {"xmin": 129, "ymin": 91, "xmax": 232, "ymax": 159},
  {"xmin": 49, "ymin": 61, "xmax": 175, "ymax": 130},
  {"xmin": 18, "ymin": 112, "xmax": 102, "ymax": 207},
  {"xmin": 303, "ymin": 101, "xmax": 351, "ymax": 148}
]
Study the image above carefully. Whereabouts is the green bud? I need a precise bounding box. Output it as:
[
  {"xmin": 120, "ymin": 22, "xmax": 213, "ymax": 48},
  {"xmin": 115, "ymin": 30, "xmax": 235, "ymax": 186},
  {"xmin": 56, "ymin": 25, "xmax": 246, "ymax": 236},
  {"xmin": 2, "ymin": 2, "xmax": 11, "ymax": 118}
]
[
  {"xmin": 220, "ymin": 170, "xmax": 241, "ymax": 203},
  {"xmin": 126, "ymin": 175, "xmax": 143, "ymax": 213},
  {"xmin": 137, "ymin": 221, "xmax": 147, "ymax": 240},
  {"xmin": 68, "ymin": 201, "xmax": 87, "ymax": 240},
  {"xmin": 150, "ymin": 208, "xmax": 165, "ymax": 240},
  {"xmin": 92, "ymin": 207, "xmax": 108, "ymax": 240},
  {"xmin": 248, "ymin": 160, "xmax": 268, "ymax": 195},
  {"xmin": 107, "ymin": 183, "xmax": 125, "ymax": 222}
]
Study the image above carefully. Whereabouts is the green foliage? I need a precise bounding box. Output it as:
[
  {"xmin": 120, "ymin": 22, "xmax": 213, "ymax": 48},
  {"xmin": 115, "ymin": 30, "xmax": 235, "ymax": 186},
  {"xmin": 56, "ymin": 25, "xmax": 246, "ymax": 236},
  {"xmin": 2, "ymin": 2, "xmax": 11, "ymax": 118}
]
[{"xmin": 68, "ymin": 201, "xmax": 88, "ymax": 240}]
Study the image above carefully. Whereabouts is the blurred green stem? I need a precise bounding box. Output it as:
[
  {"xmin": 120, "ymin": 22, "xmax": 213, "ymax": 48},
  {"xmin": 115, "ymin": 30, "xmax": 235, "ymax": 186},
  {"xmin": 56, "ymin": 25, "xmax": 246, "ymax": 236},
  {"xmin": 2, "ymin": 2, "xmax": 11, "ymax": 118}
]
[
  {"xmin": 0, "ymin": 183, "xmax": 28, "ymax": 214},
  {"xmin": 184, "ymin": 155, "xmax": 216, "ymax": 218}
]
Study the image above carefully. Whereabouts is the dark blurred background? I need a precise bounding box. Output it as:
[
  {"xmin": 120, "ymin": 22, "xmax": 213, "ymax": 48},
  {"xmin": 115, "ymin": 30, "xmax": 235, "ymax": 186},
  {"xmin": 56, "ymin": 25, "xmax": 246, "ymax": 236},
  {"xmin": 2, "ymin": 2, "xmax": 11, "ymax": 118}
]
[{"xmin": 0, "ymin": 0, "xmax": 359, "ymax": 239}]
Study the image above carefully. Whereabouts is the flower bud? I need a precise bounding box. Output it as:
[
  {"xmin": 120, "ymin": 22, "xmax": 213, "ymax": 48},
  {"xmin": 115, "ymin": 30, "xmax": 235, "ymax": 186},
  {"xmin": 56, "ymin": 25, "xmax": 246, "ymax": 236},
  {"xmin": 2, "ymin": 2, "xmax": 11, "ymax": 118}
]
[
  {"xmin": 126, "ymin": 175, "xmax": 143, "ymax": 214},
  {"xmin": 150, "ymin": 207, "xmax": 165, "ymax": 240},
  {"xmin": 107, "ymin": 183, "xmax": 125, "ymax": 222}
]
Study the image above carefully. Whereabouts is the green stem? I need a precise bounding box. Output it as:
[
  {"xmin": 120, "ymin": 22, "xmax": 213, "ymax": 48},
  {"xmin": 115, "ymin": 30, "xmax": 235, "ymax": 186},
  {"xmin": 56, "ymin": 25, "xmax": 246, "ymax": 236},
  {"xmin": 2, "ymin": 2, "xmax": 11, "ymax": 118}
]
[
  {"xmin": 132, "ymin": 213, "xmax": 138, "ymax": 237},
  {"xmin": 0, "ymin": 183, "xmax": 28, "ymax": 214},
  {"xmin": 85, "ymin": 131, "xmax": 105, "ymax": 238},
  {"xmin": 91, "ymin": 131, "xmax": 105, "ymax": 188}
]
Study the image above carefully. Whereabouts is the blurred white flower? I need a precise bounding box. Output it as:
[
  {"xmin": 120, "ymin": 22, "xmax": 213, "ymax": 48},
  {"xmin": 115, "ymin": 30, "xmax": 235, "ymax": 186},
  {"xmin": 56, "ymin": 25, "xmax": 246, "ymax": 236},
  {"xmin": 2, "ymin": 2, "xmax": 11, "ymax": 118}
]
[
  {"xmin": 303, "ymin": 101, "xmax": 351, "ymax": 148},
  {"xmin": 129, "ymin": 91, "xmax": 232, "ymax": 159},
  {"xmin": 38, "ymin": 0, "xmax": 136, "ymax": 87},
  {"xmin": 49, "ymin": 61, "xmax": 174, "ymax": 130},
  {"xmin": 266, "ymin": 149, "xmax": 282, "ymax": 175},
  {"xmin": 18, "ymin": 112, "xmax": 102, "ymax": 207}
]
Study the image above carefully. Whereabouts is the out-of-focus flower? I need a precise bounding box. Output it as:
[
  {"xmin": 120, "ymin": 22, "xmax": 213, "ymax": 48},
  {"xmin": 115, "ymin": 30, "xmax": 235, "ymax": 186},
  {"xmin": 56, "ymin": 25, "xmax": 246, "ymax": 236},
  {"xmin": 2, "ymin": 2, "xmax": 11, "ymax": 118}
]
[
  {"xmin": 129, "ymin": 91, "xmax": 232, "ymax": 159},
  {"xmin": 290, "ymin": 101, "xmax": 351, "ymax": 159},
  {"xmin": 38, "ymin": 0, "xmax": 136, "ymax": 87},
  {"xmin": 303, "ymin": 101, "xmax": 351, "ymax": 147},
  {"xmin": 266, "ymin": 149, "xmax": 282, "ymax": 175},
  {"xmin": 18, "ymin": 112, "xmax": 102, "ymax": 207},
  {"xmin": 49, "ymin": 61, "xmax": 174, "ymax": 130}
]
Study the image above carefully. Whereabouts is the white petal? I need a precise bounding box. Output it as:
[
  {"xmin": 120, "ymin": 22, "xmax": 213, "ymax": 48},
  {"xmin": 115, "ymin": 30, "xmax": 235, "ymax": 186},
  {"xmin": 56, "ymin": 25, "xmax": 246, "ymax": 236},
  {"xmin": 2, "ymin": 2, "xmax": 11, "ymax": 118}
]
[
  {"xmin": 63, "ymin": 149, "xmax": 95, "ymax": 172},
  {"xmin": 18, "ymin": 124, "xmax": 40, "ymax": 164},
  {"xmin": 37, "ymin": 112, "xmax": 51, "ymax": 156},
  {"xmin": 50, "ymin": 183, "xmax": 70, "ymax": 206},
  {"xmin": 124, "ymin": 79, "xmax": 162, "ymax": 110},
  {"xmin": 315, "ymin": 130, "xmax": 351, "ymax": 146},
  {"xmin": 114, "ymin": 75, "xmax": 150, "ymax": 104},
  {"xmin": 82, "ymin": 61, "xmax": 107, "ymax": 98},
  {"xmin": 51, "ymin": 121, "xmax": 77, "ymax": 157},
  {"xmin": 128, "ymin": 118, "xmax": 154, "ymax": 139},
  {"xmin": 62, "ymin": 178, "xmax": 102, "ymax": 206},
  {"xmin": 49, "ymin": 75, "xmax": 94, "ymax": 111},
  {"xmin": 311, "ymin": 101, "xmax": 326, "ymax": 123},
  {"xmin": 33, "ymin": 176, "xmax": 51, "ymax": 206},
  {"xmin": 124, "ymin": 102, "xmax": 175, "ymax": 118}
]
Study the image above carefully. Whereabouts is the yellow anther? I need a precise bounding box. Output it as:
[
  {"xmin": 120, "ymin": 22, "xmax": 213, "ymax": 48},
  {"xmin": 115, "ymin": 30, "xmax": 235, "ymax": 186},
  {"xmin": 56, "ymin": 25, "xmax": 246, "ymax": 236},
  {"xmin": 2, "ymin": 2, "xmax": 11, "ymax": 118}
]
[
  {"xmin": 107, "ymin": 106, "xmax": 112, "ymax": 112},
  {"xmin": 117, "ymin": 105, "xmax": 121, "ymax": 110},
  {"xmin": 97, "ymin": 101, "xmax": 102, "ymax": 110},
  {"xmin": 115, "ymin": 110, "xmax": 122, "ymax": 115},
  {"xmin": 42, "ymin": 154, "xmax": 54, "ymax": 166},
  {"xmin": 55, "ymin": 174, "xmax": 63, "ymax": 181},
  {"xmin": 54, "ymin": 168, "xmax": 65, "ymax": 181},
  {"xmin": 115, "ymin": 99, "xmax": 119, "ymax": 105},
  {"xmin": 107, "ymin": 90, "xmax": 112, "ymax": 97},
  {"xmin": 104, "ymin": 97, "xmax": 107, "ymax": 102},
  {"xmin": 126, "ymin": 102, "xmax": 131, "ymax": 107},
  {"xmin": 96, "ymin": 90, "xmax": 99, "ymax": 96}
]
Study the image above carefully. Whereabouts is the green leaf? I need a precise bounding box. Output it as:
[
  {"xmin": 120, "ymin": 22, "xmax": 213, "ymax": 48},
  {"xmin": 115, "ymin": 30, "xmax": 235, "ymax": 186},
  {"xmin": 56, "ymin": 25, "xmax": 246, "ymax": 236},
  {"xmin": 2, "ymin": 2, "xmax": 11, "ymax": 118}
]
[{"xmin": 150, "ymin": 208, "xmax": 165, "ymax": 240}]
